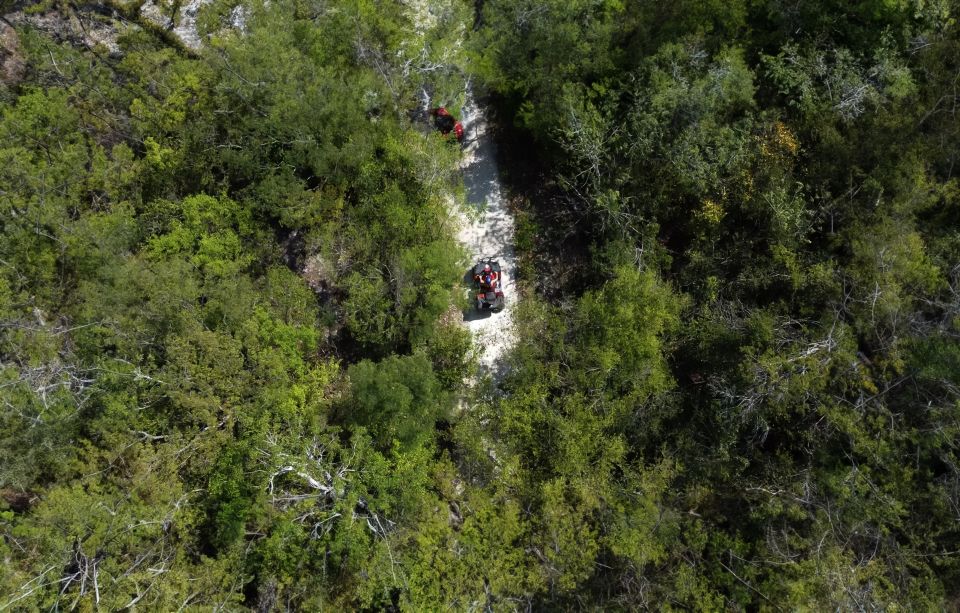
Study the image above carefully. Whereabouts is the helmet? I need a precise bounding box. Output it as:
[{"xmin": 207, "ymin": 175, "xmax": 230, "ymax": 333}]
[{"xmin": 484, "ymin": 264, "xmax": 491, "ymax": 271}]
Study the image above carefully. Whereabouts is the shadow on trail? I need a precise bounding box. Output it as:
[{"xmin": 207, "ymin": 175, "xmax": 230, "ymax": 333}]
[
  {"xmin": 462, "ymin": 147, "xmax": 497, "ymax": 213},
  {"xmin": 462, "ymin": 308, "xmax": 493, "ymax": 322}
]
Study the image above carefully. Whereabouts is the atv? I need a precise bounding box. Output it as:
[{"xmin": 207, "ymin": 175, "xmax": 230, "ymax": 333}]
[
  {"xmin": 472, "ymin": 259, "xmax": 505, "ymax": 312},
  {"xmin": 429, "ymin": 107, "xmax": 464, "ymax": 142}
]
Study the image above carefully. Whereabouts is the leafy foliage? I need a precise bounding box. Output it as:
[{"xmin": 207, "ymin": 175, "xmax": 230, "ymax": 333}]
[
  {"xmin": 2, "ymin": 0, "xmax": 960, "ymax": 609},
  {"xmin": 469, "ymin": 0, "xmax": 960, "ymax": 608}
]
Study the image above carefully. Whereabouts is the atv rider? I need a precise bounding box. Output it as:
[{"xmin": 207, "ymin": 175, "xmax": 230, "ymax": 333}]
[
  {"xmin": 429, "ymin": 107, "xmax": 464, "ymax": 142},
  {"xmin": 475, "ymin": 263, "xmax": 498, "ymax": 289}
]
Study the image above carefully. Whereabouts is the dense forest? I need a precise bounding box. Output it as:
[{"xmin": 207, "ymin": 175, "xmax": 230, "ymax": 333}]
[{"xmin": 1, "ymin": 0, "xmax": 959, "ymax": 609}]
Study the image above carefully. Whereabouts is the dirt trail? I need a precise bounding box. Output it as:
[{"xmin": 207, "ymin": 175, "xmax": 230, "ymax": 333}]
[{"xmin": 457, "ymin": 90, "xmax": 517, "ymax": 377}]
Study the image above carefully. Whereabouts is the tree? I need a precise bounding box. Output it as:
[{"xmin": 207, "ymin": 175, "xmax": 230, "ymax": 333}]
[{"xmin": 345, "ymin": 353, "xmax": 447, "ymax": 450}]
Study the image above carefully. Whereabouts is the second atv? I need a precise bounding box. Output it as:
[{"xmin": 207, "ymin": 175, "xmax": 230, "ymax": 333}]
[{"xmin": 430, "ymin": 107, "xmax": 464, "ymax": 142}]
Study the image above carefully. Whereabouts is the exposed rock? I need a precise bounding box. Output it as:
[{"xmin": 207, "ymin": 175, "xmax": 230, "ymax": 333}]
[
  {"xmin": 0, "ymin": 19, "xmax": 26, "ymax": 87},
  {"xmin": 73, "ymin": 13, "xmax": 124, "ymax": 56},
  {"xmin": 5, "ymin": 7, "xmax": 128, "ymax": 57},
  {"xmin": 229, "ymin": 4, "xmax": 248, "ymax": 31},
  {"xmin": 302, "ymin": 252, "xmax": 335, "ymax": 298},
  {"xmin": 138, "ymin": 2, "xmax": 174, "ymax": 34},
  {"xmin": 6, "ymin": 0, "xmax": 243, "ymax": 62},
  {"xmin": 139, "ymin": 0, "xmax": 213, "ymax": 50}
]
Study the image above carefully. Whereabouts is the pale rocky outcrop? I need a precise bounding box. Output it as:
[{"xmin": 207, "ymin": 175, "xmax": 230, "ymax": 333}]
[{"xmin": 0, "ymin": 19, "xmax": 25, "ymax": 87}]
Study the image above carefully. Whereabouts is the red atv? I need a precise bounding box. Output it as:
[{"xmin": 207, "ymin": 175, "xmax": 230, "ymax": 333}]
[
  {"xmin": 473, "ymin": 259, "xmax": 505, "ymax": 312},
  {"xmin": 430, "ymin": 107, "xmax": 464, "ymax": 142}
]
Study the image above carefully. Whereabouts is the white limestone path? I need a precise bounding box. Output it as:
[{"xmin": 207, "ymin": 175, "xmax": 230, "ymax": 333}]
[{"xmin": 457, "ymin": 89, "xmax": 517, "ymax": 377}]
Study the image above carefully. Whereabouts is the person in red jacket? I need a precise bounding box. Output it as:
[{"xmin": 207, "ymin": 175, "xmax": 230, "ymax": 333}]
[{"xmin": 429, "ymin": 107, "xmax": 464, "ymax": 142}]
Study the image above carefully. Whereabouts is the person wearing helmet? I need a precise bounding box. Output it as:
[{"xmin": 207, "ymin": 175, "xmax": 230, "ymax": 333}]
[{"xmin": 477, "ymin": 263, "xmax": 498, "ymax": 288}]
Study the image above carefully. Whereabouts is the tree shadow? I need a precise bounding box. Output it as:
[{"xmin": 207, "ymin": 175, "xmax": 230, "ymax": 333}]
[
  {"xmin": 462, "ymin": 147, "xmax": 498, "ymax": 213},
  {"xmin": 462, "ymin": 307, "xmax": 493, "ymax": 322}
]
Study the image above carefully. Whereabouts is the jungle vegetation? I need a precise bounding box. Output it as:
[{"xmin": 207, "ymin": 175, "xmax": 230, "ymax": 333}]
[{"xmin": 1, "ymin": 0, "xmax": 959, "ymax": 609}]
